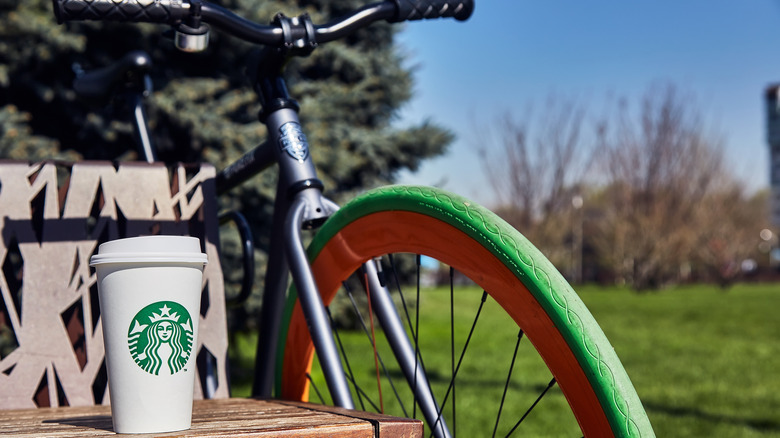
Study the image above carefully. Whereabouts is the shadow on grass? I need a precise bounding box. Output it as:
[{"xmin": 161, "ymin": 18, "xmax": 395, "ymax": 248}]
[{"xmin": 644, "ymin": 401, "xmax": 780, "ymax": 432}]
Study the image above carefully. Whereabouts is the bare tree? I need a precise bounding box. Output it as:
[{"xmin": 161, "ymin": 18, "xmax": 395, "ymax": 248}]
[
  {"xmin": 690, "ymin": 188, "xmax": 768, "ymax": 286},
  {"xmin": 592, "ymin": 83, "xmax": 740, "ymax": 289},
  {"xmin": 476, "ymin": 84, "xmax": 763, "ymax": 288},
  {"xmin": 476, "ymin": 97, "xmax": 592, "ymax": 274}
]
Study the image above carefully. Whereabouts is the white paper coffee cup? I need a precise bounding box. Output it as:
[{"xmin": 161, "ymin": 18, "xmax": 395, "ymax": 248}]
[{"xmin": 90, "ymin": 236, "xmax": 207, "ymax": 434}]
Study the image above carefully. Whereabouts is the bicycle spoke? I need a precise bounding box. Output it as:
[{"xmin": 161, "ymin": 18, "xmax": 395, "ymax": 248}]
[
  {"xmin": 385, "ymin": 255, "xmax": 434, "ymax": 382},
  {"xmin": 362, "ymin": 272, "xmax": 384, "ymax": 413},
  {"xmin": 414, "ymin": 254, "xmax": 422, "ymax": 420},
  {"xmin": 310, "ymin": 359, "xmax": 384, "ymax": 413},
  {"xmin": 306, "ymin": 373, "xmax": 325, "ymax": 405},
  {"xmin": 326, "ymin": 307, "xmax": 364, "ymax": 411},
  {"xmin": 505, "ymin": 377, "xmax": 558, "ymax": 437},
  {"xmin": 349, "ymin": 376, "xmax": 383, "ymax": 413},
  {"xmin": 386, "ymin": 254, "xmax": 434, "ymax": 375},
  {"xmin": 387, "ymin": 254, "xmax": 418, "ymax": 344},
  {"xmin": 386, "ymin": 253, "xmax": 426, "ymax": 417},
  {"xmin": 342, "ymin": 279, "xmax": 408, "ymax": 417},
  {"xmin": 449, "ymin": 267, "xmax": 456, "ymax": 438},
  {"xmin": 430, "ymin": 290, "xmax": 489, "ymax": 437},
  {"xmin": 493, "ymin": 329, "xmax": 524, "ymax": 438}
]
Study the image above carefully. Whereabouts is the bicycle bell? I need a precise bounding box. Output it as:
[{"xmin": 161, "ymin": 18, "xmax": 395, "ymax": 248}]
[
  {"xmin": 175, "ymin": 23, "xmax": 210, "ymax": 52},
  {"xmin": 174, "ymin": 0, "xmax": 209, "ymax": 52}
]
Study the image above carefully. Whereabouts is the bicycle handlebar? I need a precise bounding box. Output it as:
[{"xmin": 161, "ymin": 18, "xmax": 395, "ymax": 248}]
[
  {"xmin": 52, "ymin": 0, "xmax": 188, "ymax": 25},
  {"xmin": 391, "ymin": 0, "xmax": 472, "ymax": 21},
  {"xmin": 52, "ymin": 0, "xmax": 474, "ymax": 46}
]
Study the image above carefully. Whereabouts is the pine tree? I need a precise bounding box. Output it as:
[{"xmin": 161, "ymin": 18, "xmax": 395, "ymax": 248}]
[{"xmin": 1, "ymin": 0, "xmax": 453, "ymax": 329}]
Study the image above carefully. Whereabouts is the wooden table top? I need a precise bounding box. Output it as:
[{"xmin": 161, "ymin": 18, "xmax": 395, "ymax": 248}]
[{"xmin": 0, "ymin": 398, "xmax": 422, "ymax": 437}]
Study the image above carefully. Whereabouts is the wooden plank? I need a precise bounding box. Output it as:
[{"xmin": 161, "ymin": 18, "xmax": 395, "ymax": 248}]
[
  {"xmin": 276, "ymin": 401, "xmax": 423, "ymax": 438},
  {"xmin": 0, "ymin": 398, "xmax": 425, "ymax": 437}
]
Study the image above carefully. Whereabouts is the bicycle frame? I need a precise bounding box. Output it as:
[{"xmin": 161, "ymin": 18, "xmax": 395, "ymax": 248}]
[{"xmin": 210, "ymin": 48, "xmax": 450, "ymax": 436}]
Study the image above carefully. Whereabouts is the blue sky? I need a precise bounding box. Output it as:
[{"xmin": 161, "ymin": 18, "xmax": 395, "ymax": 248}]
[{"xmin": 395, "ymin": 1, "xmax": 780, "ymax": 206}]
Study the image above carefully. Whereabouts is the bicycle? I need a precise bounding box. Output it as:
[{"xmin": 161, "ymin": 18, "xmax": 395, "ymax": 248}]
[{"xmin": 51, "ymin": 0, "xmax": 656, "ymax": 436}]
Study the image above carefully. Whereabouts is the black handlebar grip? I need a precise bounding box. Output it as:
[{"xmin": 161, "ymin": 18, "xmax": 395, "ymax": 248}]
[
  {"xmin": 52, "ymin": 0, "xmax": 188, "ymax": 24},
  {"xmin": 390, "ymin": 0, "xmax": 474, "ymax": 22}
]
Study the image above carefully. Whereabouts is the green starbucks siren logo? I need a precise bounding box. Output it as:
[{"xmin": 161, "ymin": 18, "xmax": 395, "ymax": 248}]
[{"xmin": 128, "ymin": 301, "xmax": 194, "ymax": 376}]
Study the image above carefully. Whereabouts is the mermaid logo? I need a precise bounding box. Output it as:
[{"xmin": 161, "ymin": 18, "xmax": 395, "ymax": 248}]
[{"xmin": 128, "ymin": 301, "xmax": 194, "ymax": 376}]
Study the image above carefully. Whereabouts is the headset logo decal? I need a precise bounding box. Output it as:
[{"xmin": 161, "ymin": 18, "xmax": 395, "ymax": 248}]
[
  {"xmin": 128, "ymin": 301, "xmax": 194, "ymax": 376},
  {"xmin": 279, "ymin": 122, "xmax": 310, "ymax": 162}
]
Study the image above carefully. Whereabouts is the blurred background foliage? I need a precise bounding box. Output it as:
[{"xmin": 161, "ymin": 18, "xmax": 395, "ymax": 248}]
[{"xmin": 0, "ymin": 0, "xmax": 453, "ymax": 332}]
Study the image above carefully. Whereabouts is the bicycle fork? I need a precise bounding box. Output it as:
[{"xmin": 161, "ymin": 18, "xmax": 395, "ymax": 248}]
[{"xmin": 285, "ymin": 193, "xmax": 355, "ymax": 409}]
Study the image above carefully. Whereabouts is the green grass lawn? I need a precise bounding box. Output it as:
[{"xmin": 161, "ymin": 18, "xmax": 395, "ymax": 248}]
[
  {"xmin": 229, "ymin": 282, "xmax": 780, "ymax": 437},
  {"xmin": 579, "ymin": 283, "xmax": 780, "ymax": 437}
]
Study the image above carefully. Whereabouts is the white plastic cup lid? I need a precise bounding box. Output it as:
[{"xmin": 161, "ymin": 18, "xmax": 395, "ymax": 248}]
[{"xmin": 89, "ymin": 235, "xmax": 208, "ymax": 266}]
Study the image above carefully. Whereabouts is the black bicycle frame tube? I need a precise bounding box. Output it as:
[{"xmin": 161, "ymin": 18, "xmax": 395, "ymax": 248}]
[
  {"xmin": 251, "ymin": 177, "xmax": 291, "ymax": 397},
  {"xmin": 216, "ymin": 139, "xmax": 275, "ymax": 195}
]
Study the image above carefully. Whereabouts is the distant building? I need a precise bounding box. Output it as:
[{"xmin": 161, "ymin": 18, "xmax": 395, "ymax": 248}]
[{"xmin": 765, "ymin": 85, "xmax": 780, "ymax": 226}]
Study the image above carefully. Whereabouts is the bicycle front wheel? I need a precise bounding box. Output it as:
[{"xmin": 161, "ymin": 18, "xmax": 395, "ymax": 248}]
[{"xmin": 277, "ymin": 186, "xmax": 654, "ymax": 437}]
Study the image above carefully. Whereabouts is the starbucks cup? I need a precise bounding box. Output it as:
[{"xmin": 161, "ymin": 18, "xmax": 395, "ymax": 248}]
[{"xmin": 90, "ymin": 236, "xmax": 207, "ymax": 434}]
